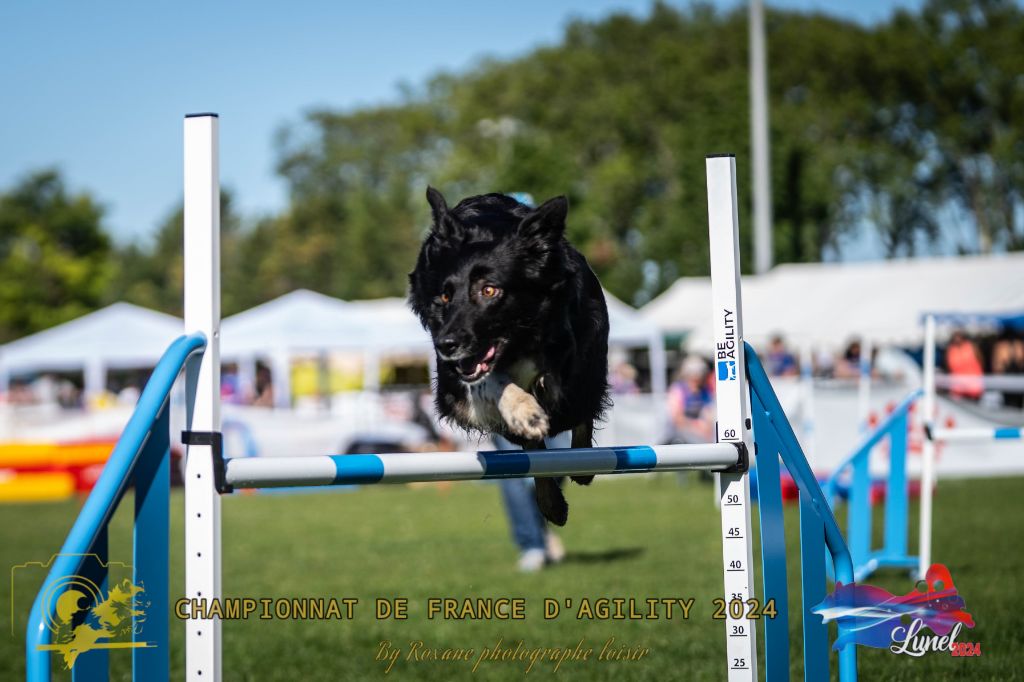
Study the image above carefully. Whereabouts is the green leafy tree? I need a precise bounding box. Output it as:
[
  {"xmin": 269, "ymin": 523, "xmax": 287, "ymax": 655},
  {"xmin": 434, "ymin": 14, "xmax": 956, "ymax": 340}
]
[
  {"xmin": 0, "ymin": 170, "xmax": 113, "ymax": 342},
  {"xmin": 110, "ymin": 190, "xmax": 248, "ymax": 316},
  {"xmin": 108, "ymin": 0, "xmax": 1024, "ymax": 308}
]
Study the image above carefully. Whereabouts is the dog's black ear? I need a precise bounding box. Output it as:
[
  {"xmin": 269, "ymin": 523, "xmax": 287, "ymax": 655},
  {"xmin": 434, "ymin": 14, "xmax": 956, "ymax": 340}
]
[
  {"xmin": 426, "ymin": 186, "xmax": 463, "ymax": 240},
  {"xmin": 426, "ymin": 186, "xmax": 448, "ymax": 223},
  {"xmin": 518, "ymin": 195, "xmax": 568, "ymax": 241}
]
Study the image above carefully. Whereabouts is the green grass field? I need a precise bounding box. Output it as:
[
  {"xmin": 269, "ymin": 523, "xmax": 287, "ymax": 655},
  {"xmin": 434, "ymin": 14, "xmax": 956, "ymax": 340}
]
[{"xmin": 3, "ymin": 474, "xmax": 1022, "ymax": 680}]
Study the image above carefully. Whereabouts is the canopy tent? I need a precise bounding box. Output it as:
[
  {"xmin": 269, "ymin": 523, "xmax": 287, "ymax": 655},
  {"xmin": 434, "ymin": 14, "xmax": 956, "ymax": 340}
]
[
  {"xmin": 641, "ymin": 252, "xmax": 1024, "ymax": 351},
  {"xmin": 604, "ymin": 292, "xmax": 667, "ymax": 396},
  {"xmin": 0, "ymin": 303, "xmax": 183, "ymax": 399},
  {"xmin": 921, "ymin": 310, "xmax": 1024, "ymax": 331},
  {"xmin": 343, "ymin": 292, "xmax": 666, "ymax": 351},
  {"xmin": 221, "ymin": 289, "xmax": 369, "ymax": 356},
  {"xmin": 222, "ymin": 290, "xmax": 363, "ymax": 407},
  {"xmin": 221, "ymin": 288, "xmax": 667, "ymax": 406}
]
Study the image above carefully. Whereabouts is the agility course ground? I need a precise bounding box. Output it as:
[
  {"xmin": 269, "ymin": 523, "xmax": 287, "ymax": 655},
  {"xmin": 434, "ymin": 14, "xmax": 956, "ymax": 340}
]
[{"xmin": 4, "ymin": 474, "xmax": 1021, "ymax": 681}]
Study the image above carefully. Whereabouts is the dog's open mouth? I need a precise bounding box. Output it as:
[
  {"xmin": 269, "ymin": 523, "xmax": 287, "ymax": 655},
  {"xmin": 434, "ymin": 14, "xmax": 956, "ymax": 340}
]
[{"xmin": 455, "ymin": 345, "xmax": 500, "ymax": 382}]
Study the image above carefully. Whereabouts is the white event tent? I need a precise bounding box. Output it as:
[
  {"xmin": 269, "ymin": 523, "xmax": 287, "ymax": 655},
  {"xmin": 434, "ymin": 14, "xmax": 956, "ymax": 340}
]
[
  {"xmin": 641, "ymin": 252, "xmax": 1024, "ymax": 352},
  {"xmin": 1, "ymin": 288, "xmax": 667, "ymax": 410},
  {"xmin": 222, "ymin": 288, "xmax": 666, "ymax": 407},
  {"xmin": 220, "ymin": 290, "xmax": 432, "ymax": 407},
  {"xmin": 0, "ymin": 303, "xmax": 183, "ymax": 400}
]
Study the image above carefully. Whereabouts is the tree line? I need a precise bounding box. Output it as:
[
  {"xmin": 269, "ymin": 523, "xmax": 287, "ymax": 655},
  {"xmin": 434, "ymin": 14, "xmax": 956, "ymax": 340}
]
[{"xmin": 1, "ymin": 0, "xmax": 1021, "ymax": 343}]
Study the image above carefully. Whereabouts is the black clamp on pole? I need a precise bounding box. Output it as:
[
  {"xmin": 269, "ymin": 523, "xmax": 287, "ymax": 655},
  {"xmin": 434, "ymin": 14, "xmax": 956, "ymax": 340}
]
[
  {"xmin": 724, "ymin": 441, "xmax": 750, "ymax": 473},
  {"xmin": 715, "ymin": 420, "xmax": 751, "ymax": 473},
  {"xmin": 182, "ymin": 430, "xmax": 233, "ymax": 494}
]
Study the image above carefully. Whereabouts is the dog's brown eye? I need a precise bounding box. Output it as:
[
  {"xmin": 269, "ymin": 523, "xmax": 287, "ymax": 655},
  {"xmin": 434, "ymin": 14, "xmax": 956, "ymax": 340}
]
[
  {"xmin": 440, "ymin": 293, "xmax": 450, "ymax": 304},
  {"xmin": 481, "ymin": 285, "xmax": 500, "ymax": 298}
]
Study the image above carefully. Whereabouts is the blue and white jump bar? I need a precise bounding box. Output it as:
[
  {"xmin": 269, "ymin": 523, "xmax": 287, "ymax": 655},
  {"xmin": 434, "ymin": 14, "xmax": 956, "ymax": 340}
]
[
  {"xmin": 223, "ymin": 443, "xmax": 743, "ymax": 489},
  {"xmin": 930, "ymin": 426, "xmax": 1023, "ymax": 442}
]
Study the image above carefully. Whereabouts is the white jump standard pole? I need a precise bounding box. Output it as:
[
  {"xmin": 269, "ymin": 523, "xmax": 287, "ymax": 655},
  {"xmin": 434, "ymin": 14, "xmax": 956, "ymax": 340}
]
[
  {"xmin": 918, "ymin": 314, "xmax": 936, "ymax": 579},
  {"xmin": 706, "ymin": 154, "xmax": 758, "ymax": 681},
  {"xmin": 183, "ymin": 113, "xmax": 223, "ymax": 682}
]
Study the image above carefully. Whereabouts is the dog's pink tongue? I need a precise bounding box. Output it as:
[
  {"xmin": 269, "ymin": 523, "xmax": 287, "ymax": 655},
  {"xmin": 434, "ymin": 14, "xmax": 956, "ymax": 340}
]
[{"xmin": 476, "ymin": 346, "xmax": 497, "ymax": 375}]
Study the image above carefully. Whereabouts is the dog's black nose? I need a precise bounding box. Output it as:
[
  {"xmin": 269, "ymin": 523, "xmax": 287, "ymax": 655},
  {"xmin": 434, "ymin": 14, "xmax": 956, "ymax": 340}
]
[{"xmin": 437, "ymin": 335, "xmax": 460, "ymax": 357}]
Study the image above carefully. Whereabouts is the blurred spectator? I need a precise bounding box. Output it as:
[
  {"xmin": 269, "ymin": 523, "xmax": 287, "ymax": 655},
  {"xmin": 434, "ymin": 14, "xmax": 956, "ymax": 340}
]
[
  {"xmin": 117, "ymin": 385, "xmax": 140, "ymax": 405},
  {"xmin": 945, "ymin": 330, "xmax": 984, "ymax": 400},
  {"xmin": 55, "ymin": 379, "xmax": 83, "ymax": 409},
  {"xmin": 813, "ymin": 349, "xmax": 836, "ymax": 378},
  {"xmin": 835, "ymin": 339, "xmax": 862, "ymax": 379},
  {"xmin": 221, "ymin": 371, "xmax": 241, "ymax": 404},
  {"xmin": 253, "ymin": 367, "xmax": 275, "ymax": 407},
  {"xmin": 992, "ymin": 332, "xmax": 1024, "ymax": 408},
  {"xmin": 667, "ymin": 355, "xmax": 714, "ymax": 443},
  {"xmin": 766, "ymin": 334, "xmax": 799, "ymax": 377},
  {"xmin": 609, "ymin": 360, "xmax": 640, "ymax": 395}
]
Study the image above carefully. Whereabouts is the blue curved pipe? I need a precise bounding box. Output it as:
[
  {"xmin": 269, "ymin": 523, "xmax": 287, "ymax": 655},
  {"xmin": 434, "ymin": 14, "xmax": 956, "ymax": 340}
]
[{"xmin": 25, "ymin": 333, "xmax": 206, "ymax": 682}]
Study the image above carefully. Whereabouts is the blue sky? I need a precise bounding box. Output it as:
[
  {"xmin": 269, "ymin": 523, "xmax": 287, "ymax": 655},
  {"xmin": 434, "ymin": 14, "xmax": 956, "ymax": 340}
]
[{"xmin": 1, "ymin": 0, "xmax": 923, "ymax": 244}]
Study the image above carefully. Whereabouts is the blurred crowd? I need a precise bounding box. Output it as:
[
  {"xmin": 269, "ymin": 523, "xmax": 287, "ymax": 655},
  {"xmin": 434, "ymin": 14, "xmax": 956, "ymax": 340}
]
[{"xmin": 942, "ymin": 330, "xmax": 1024, "ymax": 408}]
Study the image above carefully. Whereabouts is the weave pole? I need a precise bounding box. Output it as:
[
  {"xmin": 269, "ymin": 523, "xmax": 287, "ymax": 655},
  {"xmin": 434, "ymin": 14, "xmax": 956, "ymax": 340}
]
[{"xmin": 706, "ymin": 154, "xmax": 758, "ymax": 681}]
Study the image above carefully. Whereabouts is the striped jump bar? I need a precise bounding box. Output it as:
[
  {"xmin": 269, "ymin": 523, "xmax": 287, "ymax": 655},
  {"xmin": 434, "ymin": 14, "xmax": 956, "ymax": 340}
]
[
  {"xmin": 223, "ymin": 442, "xmax": 743, "ymax": 489},
  {"xmin": 931, "ymin": 426, "xmax": 1024, "ymax": 443}
]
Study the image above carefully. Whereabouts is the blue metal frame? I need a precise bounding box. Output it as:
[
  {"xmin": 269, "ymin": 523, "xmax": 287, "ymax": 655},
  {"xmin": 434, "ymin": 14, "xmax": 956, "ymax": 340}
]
[
  {"xmin": 745, "ymin": 343, "xmax": 858, "ymax": 682},
  {"xmin": 25, "ymin": 333, "xmax": 206, "ymax": 682},
  {"xmin": 824, "ymin": 390, "xmax": 921, "ymax": 581}
]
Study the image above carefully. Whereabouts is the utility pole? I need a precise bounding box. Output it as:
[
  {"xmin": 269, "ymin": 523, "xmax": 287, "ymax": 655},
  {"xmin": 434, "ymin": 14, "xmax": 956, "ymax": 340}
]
[{"xmin": 750, "ymin": 0, "xmax": 772, "ymax": 274}]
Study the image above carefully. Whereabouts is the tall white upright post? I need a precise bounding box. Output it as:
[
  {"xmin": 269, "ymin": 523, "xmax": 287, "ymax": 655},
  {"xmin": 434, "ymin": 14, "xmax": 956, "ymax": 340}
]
[
  {"xmin": 919, "ymin": 315, "xmax": 936, "ymax": 578},
  {"xmin": 706, "ymin": 155, "xmax": 758, "ymax": 682},
  {"xmin": 183, "ymin": 113, "xmax": 222, "ymax": 681},
  {"xmin": 749, "ymin": 0, "xmax": 772, "ymax": 275}
]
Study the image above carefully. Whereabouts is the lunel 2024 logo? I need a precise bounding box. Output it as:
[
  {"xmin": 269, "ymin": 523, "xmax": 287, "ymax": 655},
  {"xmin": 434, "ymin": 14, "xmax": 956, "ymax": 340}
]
[{"xmin": 813, "ymin": 563, "xmax": 980, "ymax": 658}]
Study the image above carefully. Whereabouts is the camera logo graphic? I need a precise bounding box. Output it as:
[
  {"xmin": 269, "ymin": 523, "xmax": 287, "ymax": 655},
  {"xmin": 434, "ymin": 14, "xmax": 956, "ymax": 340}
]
[{"xmin": 13, "ymin": 554, "xmax": 155, "ymax": 671}]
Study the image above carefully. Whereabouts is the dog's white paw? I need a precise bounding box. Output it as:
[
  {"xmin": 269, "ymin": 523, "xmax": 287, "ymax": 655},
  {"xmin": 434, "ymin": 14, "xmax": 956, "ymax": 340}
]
[{"xmin": 499, "ymin": 384, "xmax": 549, "ymax": 440}]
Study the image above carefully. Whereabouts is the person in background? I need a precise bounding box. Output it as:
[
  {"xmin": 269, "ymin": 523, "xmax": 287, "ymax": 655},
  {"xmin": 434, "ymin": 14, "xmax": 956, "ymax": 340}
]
[
  {"xmin": 814, "ymin": 348, "xmax": 836, "ymax": 378},
  {"xmin": 766, "ymin": 334, "xmax": 799, "ymax": 377},
  {"xmin": 220, "ymin": 370, "xmax": 241, "ymax": 404},
  {"xmin": 252, "ymin": 366, "xmax": 275, "ymax": 407},
  {"xmin": 835, "ymin": 339, "xmax": 868, "ymax": 379},
  {"xmin": 991, "ymin": 331, "xmax": 1024, "ymax": 408},
  {"xmin": 609, "ymin": 360, "xmax": 640, "ymax": 395},
  {"xmin": 945, "ymin": 330, "xmax": 984, "ymax": 400},
  {"xmin": 667, "ymin": 355, "xmax": 714, "ymax": 443},
  {"xmin": 493, "ymin": 434, "xmax": 566, "ymax": 572}
]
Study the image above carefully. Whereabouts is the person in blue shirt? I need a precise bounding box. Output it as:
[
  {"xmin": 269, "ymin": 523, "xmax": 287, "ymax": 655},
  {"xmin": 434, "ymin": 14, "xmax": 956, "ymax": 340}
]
[{"xmin": 766, "ymin": 334, "xmax": 799, "ymax": 377}]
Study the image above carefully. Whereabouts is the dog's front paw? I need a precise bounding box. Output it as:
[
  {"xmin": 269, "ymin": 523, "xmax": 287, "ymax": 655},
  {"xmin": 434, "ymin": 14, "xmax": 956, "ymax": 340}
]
[{"xmin": 498, "ymin": 384, "xmax": 549, "ymax": 440}]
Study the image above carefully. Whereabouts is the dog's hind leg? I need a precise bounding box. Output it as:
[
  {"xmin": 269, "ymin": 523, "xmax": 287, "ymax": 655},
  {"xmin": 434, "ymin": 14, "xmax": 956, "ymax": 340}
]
[
  {"xmin": 529, "ymin": 440, "xmax": 569, "ymax": 526},
  {"xmin": 535, "ymin": 477, "xmax": 568, "ymax": 527},
  {"xmin": 569, "ymin": 422, "xmax": 595, "ymax": 486}
]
